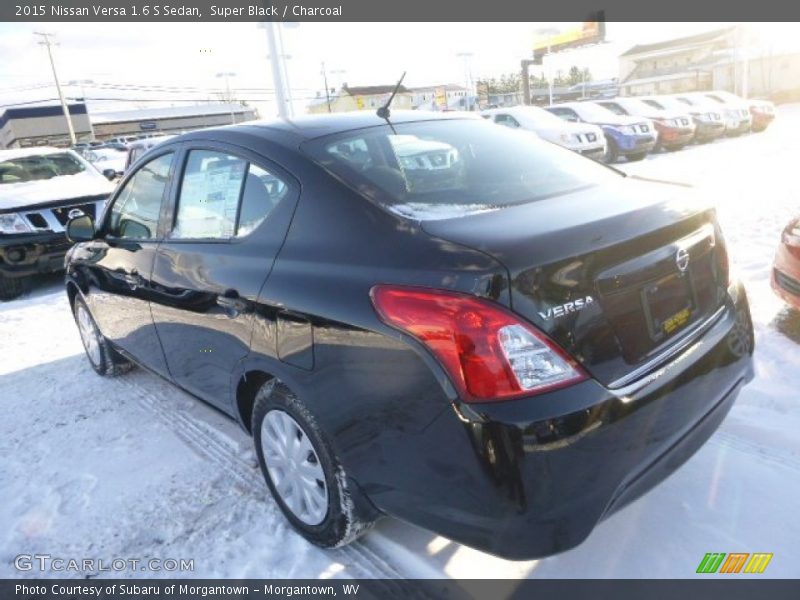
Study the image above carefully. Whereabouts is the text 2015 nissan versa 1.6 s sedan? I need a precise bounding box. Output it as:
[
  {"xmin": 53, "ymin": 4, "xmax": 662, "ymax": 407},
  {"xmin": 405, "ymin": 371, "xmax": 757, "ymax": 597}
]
[{"xmin": 64, "ymin": 111, "xmax": 754, "ymax": 559}]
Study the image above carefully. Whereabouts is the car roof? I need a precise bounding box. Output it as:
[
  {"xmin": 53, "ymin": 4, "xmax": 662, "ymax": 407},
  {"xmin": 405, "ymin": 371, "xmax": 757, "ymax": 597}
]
[
  {"xmin": 0, "ymin": 147, "xmax": 74, "ymax": 160},
  {"xmin": 178, "ymin": 110, "xmax": 479, "ymax": 148}
]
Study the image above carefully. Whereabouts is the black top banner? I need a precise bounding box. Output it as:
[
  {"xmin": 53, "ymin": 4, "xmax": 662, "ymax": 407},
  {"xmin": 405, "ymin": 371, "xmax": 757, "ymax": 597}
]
[{"xmin": 3, "ymin": 0, "xmax": 800, "ymax": 22}]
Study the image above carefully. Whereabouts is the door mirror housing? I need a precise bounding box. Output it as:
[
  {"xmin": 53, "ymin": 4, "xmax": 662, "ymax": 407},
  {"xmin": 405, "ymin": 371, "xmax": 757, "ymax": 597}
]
[
  {"xmin": 66, "ymin": 214, "xmax": 96, "ymax": 243},
  {"xmin": 102, "ymin": 168, "xmax": 118, "ymax": 181}
]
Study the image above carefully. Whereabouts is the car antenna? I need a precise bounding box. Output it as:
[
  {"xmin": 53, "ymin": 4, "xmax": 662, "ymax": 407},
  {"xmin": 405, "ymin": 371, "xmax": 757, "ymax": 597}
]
[{"xmin": 377, "ymin": 71, "xmax": 406, "ymax": 121}]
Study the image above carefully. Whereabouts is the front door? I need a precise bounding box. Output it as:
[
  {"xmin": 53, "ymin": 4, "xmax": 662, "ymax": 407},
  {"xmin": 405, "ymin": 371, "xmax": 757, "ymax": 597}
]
[{"xmin": 81, "ymin": 150, "xmax": 176, "ymax": 376}]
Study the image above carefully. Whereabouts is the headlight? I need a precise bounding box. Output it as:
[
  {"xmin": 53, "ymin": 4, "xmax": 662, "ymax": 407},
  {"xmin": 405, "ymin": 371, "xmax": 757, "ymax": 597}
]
[
  {"xmin": 0, "ymin": 213, "xmax": 32, "ymax": 234},
  {"xmin": 618, "ymin": 125, "xmax": 635, "ymax": 135}
]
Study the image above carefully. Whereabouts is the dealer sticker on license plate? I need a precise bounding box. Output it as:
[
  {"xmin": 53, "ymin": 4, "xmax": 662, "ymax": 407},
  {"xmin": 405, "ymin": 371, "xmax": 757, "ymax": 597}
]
[
  {"xmin": 663, "ymin": 307, "xmax": 692, "ymax": 334},
  {"xmin": 642, "ymin": 272, "xmax": 695, "ymax": 341}
]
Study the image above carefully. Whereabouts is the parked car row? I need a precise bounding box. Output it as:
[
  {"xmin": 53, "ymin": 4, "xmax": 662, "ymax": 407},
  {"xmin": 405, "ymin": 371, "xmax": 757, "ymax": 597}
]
[
  {"xmin": 73, "ymin": 134, "xmax": 177, "ymax": 180},
  {"xmin": 482, "ymin": 91, "xmax": 776, "ymax": 164}
]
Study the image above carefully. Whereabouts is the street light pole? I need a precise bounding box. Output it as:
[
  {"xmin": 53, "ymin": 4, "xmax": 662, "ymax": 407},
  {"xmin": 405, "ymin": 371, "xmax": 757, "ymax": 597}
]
[
  {"xmin": 34, "ymin": 31, "xmax": 77, "ymax": 146},
  {"xmin": 456, "ymin": 52, "xmax": 474, "ymax": 110},
  {"xmin": 263, "ymin": 22, "xmax": 289, "ymax": 118}
]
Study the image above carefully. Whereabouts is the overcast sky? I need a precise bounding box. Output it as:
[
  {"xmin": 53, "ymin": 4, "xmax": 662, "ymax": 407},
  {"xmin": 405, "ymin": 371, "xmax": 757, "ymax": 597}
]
[{"xmin": 1, "ymin": 22, "xmax": 798, "ymax": 117}]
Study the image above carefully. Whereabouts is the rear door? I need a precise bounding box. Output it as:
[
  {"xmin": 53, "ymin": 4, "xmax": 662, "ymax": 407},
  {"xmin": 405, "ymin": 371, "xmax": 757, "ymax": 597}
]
[{"xmin": 149, "ymin": 142, "xmax": 299, "ymax": 409}]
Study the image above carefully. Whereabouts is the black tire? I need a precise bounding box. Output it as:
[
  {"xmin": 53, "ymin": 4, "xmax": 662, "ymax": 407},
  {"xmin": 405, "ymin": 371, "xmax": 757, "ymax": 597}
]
[
  {"xmin": 72, "ymin": 295, "xmax": 133, "ymax": 377},
  {"xmin": 602, "ymin": 136, "xmax": 619, "ymax": 164},
  {"xmin": 0, "ymin": 274, "xmax": 31, "ymax": 301},
  {"xmin": 627, "ymin": 152, "xmax": 647, "ymax": 162},
  {"xmin": 253, "ymin": 380, "xmax": 376, "ymax": 548}
]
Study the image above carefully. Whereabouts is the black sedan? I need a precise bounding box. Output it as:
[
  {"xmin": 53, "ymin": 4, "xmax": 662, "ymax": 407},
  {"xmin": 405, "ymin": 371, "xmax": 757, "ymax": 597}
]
[{"xmin": 64, "ymin": 111, "xmax": 754, "ymax": 559}]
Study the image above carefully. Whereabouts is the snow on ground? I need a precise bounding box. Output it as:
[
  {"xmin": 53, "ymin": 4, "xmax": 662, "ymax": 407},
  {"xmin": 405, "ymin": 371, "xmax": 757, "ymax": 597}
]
[{"xmin": 1, "ymin": 105, "xmax": 799, "ymax": 582}]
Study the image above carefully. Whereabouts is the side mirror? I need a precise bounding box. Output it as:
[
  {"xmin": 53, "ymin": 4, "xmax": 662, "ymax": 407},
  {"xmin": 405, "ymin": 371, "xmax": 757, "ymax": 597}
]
[
  {"xmin": 66, "ymin": 214, "xmax": 95, "ymax": 243},
  {"xmin": 102, "ymin": 168, "xmax": 117, "ymax": 181}
]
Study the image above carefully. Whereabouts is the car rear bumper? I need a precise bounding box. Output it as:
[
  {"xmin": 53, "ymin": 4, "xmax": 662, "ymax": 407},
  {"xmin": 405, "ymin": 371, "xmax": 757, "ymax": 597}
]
[
  {"xmin": 368, "ymin": 282, "xmax": 754, "ymax": 559},
  {"xmin": 578, "ymin": 145, "xmax": 606, "ymax": 160},
  {"xmin": 660, "ymin": 128, "xmax": 696, "ymax": 148},
  {"xmin": 618, "ymin": 135, "xmax": 656, "ymax": 155},
  {"xmin": 725, "ymin": 120, "xmax": 751, "ymax": 135},
  {"xmin": 772, "ymin": 242, "xmax": 800, "ymax": 309},
  {"xmin": 0, "ymin": 232, "xmax": 71, "ymax": 278},
  {"xmin": 694, "ymin": 121, "xmax": 726, "ymax": 141},
  {"xmin": 751, "ymin": 112, "xmax": 775, "ymax": 130}
]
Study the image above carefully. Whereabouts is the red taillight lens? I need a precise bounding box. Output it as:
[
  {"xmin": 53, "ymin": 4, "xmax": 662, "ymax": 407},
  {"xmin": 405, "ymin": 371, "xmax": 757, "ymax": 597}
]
[{"xmin": 370, "ymin": 285, "xmax": 587, "ymax": 402}]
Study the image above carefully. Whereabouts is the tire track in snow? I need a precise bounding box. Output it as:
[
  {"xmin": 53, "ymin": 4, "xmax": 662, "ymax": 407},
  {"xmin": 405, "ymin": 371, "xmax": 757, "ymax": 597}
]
[
  {"xmin": 710, "ymin": 431, "xmax": 800, "ymax": 473},
  {"xmin": 114, "ymin": 374, "xmax": 423, "ymax": 590}
]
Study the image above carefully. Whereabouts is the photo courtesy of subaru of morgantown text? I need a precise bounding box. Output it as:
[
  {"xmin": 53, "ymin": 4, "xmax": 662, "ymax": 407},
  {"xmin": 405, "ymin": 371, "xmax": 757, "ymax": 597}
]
[{"xmin": 1, "ymin": 7, "xmax": 799, "ymax": 587}]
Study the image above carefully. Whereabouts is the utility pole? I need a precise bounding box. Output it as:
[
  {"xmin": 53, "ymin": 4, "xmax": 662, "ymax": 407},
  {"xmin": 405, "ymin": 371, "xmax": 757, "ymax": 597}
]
[
  {"xmin": 321, "ymin": 62, "xmax": 332, "ymax": 113},
  {"xmin": 34, "ymin": 31, "xmax": 76, "ymax": 146},
  {"xmin": 456, "ymin": 52, "xmax": 474, "ymax": 110}
]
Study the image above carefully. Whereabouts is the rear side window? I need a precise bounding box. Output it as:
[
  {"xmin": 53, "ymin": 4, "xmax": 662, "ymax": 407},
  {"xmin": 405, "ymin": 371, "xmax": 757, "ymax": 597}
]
[
  {"xmin": 172, "ymin": 149, "xmax": 287, "ymax": 240},
  {"xmin": 601, "ymin": 103, "xmax": 627, "ymax": 116},
  {"xmin": 493, "ymin": 114, "xmax": 520, "ymax": 128},
  {"xmin": 303, "ymin": 119, "xmax": 620, "ymax": 221},
  {"xmin": 549, "ymin": 108, "xmax": 578, "ymax": 121},
  {"xmin": 108, "ymin": 152, "xmax": 174, "ymax": 239}
]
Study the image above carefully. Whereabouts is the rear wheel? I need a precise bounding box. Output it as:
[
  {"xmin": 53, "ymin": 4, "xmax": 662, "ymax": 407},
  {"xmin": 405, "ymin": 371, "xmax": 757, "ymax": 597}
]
[
  {"xmin": 72, "ymin": 296, "xmax": 133, "ymax": 377},
  {"xmin": 0, "ymin": 274, "xmax": 30, "ymax": 301},
  {"xmin": 253, "ymin": 381, "xmax": 375, "ymax": 548}
]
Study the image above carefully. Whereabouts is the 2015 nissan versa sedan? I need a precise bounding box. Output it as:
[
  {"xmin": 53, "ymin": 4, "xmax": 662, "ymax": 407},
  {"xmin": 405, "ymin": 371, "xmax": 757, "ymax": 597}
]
[{"xmin": 64, "ymin": 111, "xmax": 755, "ymax": 560}]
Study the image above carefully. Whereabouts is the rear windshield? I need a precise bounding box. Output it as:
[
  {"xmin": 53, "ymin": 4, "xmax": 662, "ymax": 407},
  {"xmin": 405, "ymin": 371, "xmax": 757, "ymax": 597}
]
[
  {"xmin": 303, "ymin": 118, "xmax": 621, "ymax": 221},
  {"xmin": 0, "ymin": 152, "xmax": 86, "ymax": 185}
]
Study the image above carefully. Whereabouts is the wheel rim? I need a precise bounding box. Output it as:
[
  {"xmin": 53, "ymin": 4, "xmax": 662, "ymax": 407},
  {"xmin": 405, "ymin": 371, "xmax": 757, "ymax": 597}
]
[
  {"xmin": 261, "ymin": 410, "xmax": 328, "ymax": 525},
  {"xmin": 76, "ymin": 304, "xmax": 102, "ymax": 367}
]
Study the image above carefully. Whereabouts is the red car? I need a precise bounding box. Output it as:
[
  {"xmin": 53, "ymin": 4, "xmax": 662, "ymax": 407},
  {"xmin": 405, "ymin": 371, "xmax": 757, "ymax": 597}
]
[
  {"xmin": 749, "ymin": 100, "xmax": 776, "ymax": 133},
  {"xmin": 773, "ymin": 216, "xmax": 800, "ymax": 310}
]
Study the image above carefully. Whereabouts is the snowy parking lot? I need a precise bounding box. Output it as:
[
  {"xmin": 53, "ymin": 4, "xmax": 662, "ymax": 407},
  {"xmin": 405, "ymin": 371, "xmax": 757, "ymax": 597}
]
[{"xmin": 2, "ymin": 105, "xmax": 799, "ymax": 581}]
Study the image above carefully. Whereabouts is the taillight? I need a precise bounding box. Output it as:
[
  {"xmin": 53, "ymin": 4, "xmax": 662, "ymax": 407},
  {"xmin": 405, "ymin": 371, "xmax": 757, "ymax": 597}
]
[{"xmin": 370, "ymin": 285, "xmax": 586, "ymax": 403}]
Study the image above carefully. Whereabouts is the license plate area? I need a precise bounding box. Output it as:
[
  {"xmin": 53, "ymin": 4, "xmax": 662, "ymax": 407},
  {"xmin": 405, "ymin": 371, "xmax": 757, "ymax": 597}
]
[{"xmin": 641, "ymin": 272, "xmax": 695, "ymax": 342}]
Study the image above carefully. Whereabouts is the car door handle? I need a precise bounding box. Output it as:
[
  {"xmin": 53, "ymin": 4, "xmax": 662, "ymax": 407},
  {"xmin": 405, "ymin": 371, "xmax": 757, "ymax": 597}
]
[{"xmin": 216, "ymin": 291, "xmax": 247, "ymax": 315}]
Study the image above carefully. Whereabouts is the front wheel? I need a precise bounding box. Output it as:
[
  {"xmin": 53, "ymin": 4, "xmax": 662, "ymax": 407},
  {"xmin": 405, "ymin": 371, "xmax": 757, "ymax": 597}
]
[
  {"xmin": 0, "ymin": 274, "xmax": 30, "ymax": 301},
  {"xmin": 253, "ymin": 381, "xmax": 376, "ymax": 548},
  {"xmin": 602, "ymin": 137, "xmax": 619, "ymax": 164},
  {"xmin": 627, "ymin": 152, "xmax": 647, "ymax": 162},
  {"xmin": 72, "ymin": 296, "xmax": 133, "ymax": 377}
]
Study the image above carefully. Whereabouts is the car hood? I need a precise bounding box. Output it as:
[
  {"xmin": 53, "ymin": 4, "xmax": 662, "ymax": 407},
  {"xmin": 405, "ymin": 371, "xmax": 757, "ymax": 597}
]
[{"xmin": 0, "ymin": 170, "xmax": 114, "ymax": 211}]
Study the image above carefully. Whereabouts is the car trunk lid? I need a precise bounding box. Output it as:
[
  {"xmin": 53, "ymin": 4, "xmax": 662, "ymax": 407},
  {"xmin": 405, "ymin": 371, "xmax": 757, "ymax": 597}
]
[{"xmin": 420, "ymin": 176, "xmax": 730, "ymax": 387}]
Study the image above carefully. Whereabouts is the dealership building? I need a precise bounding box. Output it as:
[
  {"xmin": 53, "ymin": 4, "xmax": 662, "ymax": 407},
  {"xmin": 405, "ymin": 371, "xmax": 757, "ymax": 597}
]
[
  {"xmin": 0, "ymin": 102, "xmax": 93, "ymax": 149},
  {"xmin": 90, "ymin": 103, "xmax": 257, "ymax": 140},
  {"xmin": 0, "ymin": 102, "xmax": 258, "ymax": 149}
]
